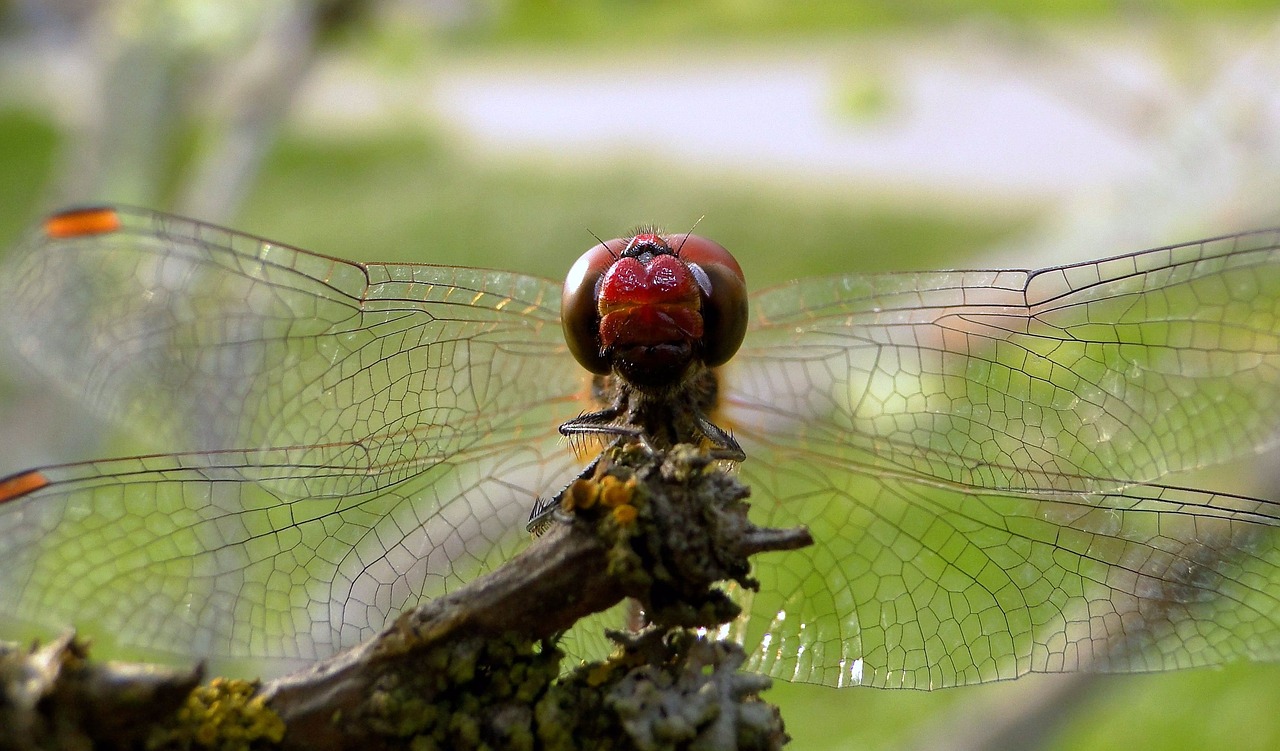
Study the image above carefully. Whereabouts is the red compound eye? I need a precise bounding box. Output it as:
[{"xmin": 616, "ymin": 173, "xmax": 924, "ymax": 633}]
[
  {"xmin": 561, "ymin": 237, "xmax": 627, "ymax": 375},
  {"xmin": 666, "ymin": 233, "xmax": 747, "ymax": 368}
]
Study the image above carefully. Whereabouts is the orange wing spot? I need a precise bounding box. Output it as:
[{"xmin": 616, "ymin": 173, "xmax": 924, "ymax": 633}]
[
  {"xmin": 0, "ymin": 470, "xmax": 49, "ymax": 503},
  {"xmin": 45, "ymin": 207, "xmax": 123, "ymax": 239}
]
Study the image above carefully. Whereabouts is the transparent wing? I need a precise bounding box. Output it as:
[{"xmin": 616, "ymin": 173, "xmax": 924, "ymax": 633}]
[
  {"xmin": 723, "ymin": 230, "xmax": 1280, "ymax": 687},
  {"xmin": 0, "ymin": 207, "xmax": 588, "ymax": 669}
]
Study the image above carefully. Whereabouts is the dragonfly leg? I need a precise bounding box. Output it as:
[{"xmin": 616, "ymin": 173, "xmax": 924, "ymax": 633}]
[
  {"xmin": 695, "ymin": 411, "xmax": 745, "ymax": 461},
  {"xmin": 558, "ymin": 405, "xmax": 643, "ymax": 441},
  {"xmin": 526, "ymin": 452, "xmax": 610, "ymax": 534}
]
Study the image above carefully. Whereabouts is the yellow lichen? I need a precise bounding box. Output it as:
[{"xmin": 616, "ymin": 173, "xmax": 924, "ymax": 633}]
[
  {"xmin": 599, "ymin": 476, "xmax": 636, "ymax": 508},
  {"xmin": 569, "ymin": 477, "xmax": 600, "ymax": 510},
  {"xmin": 149, "ymin": 677, "xmax": 284, "ymax": 751},
  {"xmin": 611, "ymin": 504, "xmax": 638, "ymax": 526}
]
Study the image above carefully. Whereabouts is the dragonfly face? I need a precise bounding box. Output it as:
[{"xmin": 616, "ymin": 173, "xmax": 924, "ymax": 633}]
[
  {"xmin": 1, "ymin": 205, "xmax": 1279, "ymax": 689},
  {"xmin": 561, "ymin": 231, "xmax": 747, "ymax": 389}
]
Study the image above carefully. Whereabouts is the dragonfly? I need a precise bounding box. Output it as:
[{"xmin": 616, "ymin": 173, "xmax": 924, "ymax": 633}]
[{"xmin": 0, "ymin": 205, "xmax": 1278, "ymax": 690}]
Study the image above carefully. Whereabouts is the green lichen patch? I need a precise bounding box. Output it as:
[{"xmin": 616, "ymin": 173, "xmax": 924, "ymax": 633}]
[
  {"xmin": 594, "ymin": 443, "xmax": 759, "ymax": 630},
  {"xmin": 148, "ymin": 677, "xmax": 284, "ymax": 751},
  {"xmin": 355, "ymin": 632, "xmax": 563, "ymax": 750}
]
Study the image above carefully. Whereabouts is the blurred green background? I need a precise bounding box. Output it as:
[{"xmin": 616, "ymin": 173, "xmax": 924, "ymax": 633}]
[{"xmin": 3, "ymin": 1, "xmax": 1280, "ymax": 749}]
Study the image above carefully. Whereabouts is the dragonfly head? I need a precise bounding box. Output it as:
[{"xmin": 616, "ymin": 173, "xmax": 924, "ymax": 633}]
[{"xmin": 562, "ymin": 231, "xmax": 748, "ymax": 389}]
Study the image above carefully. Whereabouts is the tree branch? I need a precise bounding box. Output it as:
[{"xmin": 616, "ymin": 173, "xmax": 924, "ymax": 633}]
[{"xmin": 1, "ymin": 444, "xmax": 811, "ymax": 750}]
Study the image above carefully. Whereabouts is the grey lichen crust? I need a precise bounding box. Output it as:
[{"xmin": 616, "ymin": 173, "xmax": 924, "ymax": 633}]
[
  {"xmin": 543, "ymin": 629, "xmax": 785, "ymax": 751},
  {"xmin": 351, "ymin": 630, "xmax": 786, "ymax": 751}
]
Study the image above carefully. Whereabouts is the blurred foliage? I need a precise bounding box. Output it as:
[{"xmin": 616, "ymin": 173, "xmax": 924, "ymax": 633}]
[
  {"xmin": 450, "ymin": 0, "xmax": 1280, "ymax": 45},
  {"xmin": 237, "ymin": 129, "xmax": 1024, "ymax": 282},
  {"xmin": 0, "ymin": 110, "xmax": 58, "ymax": 247},
  {"xmin": 775, "ymin": 658, "xmax": 1280, "ymax": 751}
]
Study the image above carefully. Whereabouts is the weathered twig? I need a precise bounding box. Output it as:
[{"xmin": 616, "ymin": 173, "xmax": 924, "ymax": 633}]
[
  {"xmin": 1, "ymin": 444, "xmax": 811, "ymax": 750},
  {"xmin": 0, "ymin": 634, "xmax": 201, "ymax": 751}
]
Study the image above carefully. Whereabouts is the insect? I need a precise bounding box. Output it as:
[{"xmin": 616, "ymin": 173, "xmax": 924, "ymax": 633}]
[{"xmin": 0, "ymin": 205, "xmax": 1278, "ymax": 689}]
